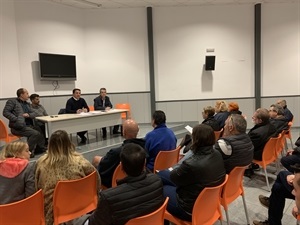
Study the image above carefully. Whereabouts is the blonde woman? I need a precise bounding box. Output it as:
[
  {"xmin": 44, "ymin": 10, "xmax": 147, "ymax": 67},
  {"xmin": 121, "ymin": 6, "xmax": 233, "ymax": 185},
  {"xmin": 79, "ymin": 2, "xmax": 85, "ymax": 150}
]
[
  {"xmin": 214, "ymin": 100, "xmax": 230, "ymax": 128},
  {"xmin": 35, "ymin": 130, "xmax": 100, "ymax": 225},
  {"xmin": 0, "ymin": 141, "xmax": 35, "ymax": 204}
]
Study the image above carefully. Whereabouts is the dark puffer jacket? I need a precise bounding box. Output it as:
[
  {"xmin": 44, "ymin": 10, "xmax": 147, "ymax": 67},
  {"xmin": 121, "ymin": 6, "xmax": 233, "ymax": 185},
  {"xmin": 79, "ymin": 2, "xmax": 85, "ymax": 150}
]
[
  {"xmin": 215, "ymin": 133, "xmax": 254, "ymax": 173},
  {"xmin": 81, "ymin": 172, "xmax": 164, "ymax": 225},
  {"xmin": 170, "ymin": 146, "xmax": 226, "ymax": 214}
]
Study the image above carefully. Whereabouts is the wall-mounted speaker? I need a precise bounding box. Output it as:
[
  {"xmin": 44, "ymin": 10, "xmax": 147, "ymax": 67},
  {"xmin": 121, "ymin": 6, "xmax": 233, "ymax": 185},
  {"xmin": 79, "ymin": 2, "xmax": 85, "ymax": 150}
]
[{"xmin": 205, "ymin": 56, "xmax": 216, "ymax": 71}]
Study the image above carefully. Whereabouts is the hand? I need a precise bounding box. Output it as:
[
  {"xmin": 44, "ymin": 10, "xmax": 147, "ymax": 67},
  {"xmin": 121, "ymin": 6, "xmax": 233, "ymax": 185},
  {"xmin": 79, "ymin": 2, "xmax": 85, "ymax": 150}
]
[
  {"xmin": 292, "ymin": 206, "xmax": 299, "ymax": 218},
  {"xmin": 83, "ymin": 108, "xmax": 88, "ymax": 113},
  {"xmin": 22, "ymin": 113, "xmax": 29, "ymax": 118},
  {"xmin": 287, "ymin": 174, "xmax": 295, "ymax": 185},
  {"xmin": 105, "ymin": 107, "xmax": 111, "ymax": 110},
  {"xmin": 76, "ymin": 109, "xmax": 82, "ymax": 114},
  {"xmin": 286, "ymin": 149, "xmax": 294, "ymax": 156}
]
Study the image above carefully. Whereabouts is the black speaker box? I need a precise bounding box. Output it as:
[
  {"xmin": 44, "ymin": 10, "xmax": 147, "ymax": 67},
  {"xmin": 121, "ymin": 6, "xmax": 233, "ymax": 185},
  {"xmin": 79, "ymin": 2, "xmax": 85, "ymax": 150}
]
[{"xmin": 205, "ymin": 56, "xmax": 216, "ymax": 71}]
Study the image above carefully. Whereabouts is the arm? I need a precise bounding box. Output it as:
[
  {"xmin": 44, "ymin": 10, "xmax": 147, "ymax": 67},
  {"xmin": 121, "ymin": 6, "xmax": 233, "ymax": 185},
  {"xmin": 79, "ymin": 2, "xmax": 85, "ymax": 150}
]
[
  {"xmin": 94, "ymin": 97, "xmax": 105, "ymax": 111},
  {"xmin": 170, "ymin": 160, "xmax": 194, "ymax": 187},
  {"xmin": 88, "ymin": 193, "xmax": 113, "ymax": 225},
  {"xmin": 82, "ymin": 158, "xmax": 101, "ymax": 190},
  {"xmin": 214, "ymin": 139, "xmax": 232, "ymax": 159},
  {"xmin": 98, "ymin": 148, "xmax": 121, "ymax": 174},
  {"xmin": 65, "ymin": 99, "xmax": 76, "ymax": 113},
  {"xmin": 3, "ymin": 99, "xmax": 19, "ymax": 122},
  {"xmin": 82, "ymin": 99, "xmax": 89, "ymax": 112},
  {"xmin": 25, "ymin": 162, "xmax": 36, "ymax": 198},
  {"xmin": 105, "ymin": 96, "xmax": 113, "ymax": 108}
]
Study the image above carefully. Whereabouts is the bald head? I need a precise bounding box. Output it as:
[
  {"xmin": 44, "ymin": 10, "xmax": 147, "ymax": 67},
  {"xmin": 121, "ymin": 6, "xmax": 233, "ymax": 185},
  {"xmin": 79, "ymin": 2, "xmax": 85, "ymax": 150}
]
[{"xmin": 123, "ymin": 119, "xmax": 139, "ymax": 139}]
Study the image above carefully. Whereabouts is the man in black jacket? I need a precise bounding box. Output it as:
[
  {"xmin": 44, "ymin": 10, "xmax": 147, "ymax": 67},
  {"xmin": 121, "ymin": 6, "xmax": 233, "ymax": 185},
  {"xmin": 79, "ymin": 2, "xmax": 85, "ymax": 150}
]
[
  {"xmin": 76, "ymin": 143, "xmax": 164, "ymax": 225},
  {"xmin": 92, "ymin": 119, "xmax": 145, "ymax": 188}
]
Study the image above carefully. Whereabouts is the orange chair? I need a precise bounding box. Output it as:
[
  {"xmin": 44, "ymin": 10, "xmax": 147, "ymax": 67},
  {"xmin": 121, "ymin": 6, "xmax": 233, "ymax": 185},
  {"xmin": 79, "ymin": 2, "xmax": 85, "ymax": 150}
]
[
  {"xmin": 115, "ymin": 103, "xmax": 131, "ymax": 119},
  {"xmin": 0, "ymin": 119, "xmax": 20, "ymax": 143},
  {"xmin": 53, "ymin": 171, "xmax": 98, "ymax": 225},
  {"xmin": 164, "ymin": 175, "xmax": 228, "ymax": 225},
  {"xmin": 214, "ymin": 128, "xmax": 224, "ymax": 142},
  {"xmin": 112, "ymin": 163, "xmax": 127, "ymax": 187},
  {"xmin": 89, "ymin": 105, "xmax": 95, "ymax": 111},
  {"xmin": 126, "ymin": 197, "xmax": 169, "ymax": 225},
  {"xmin": 0, "ymin": 189, "xmax": 45, "ymax": 225},
  {"xmin": 221, "ymin": 166, "xmax": 250, "ymax": 225},
  {"xmin": 153, "ymin": 146, "xmax": 182, "ymax": 173},
  {"xmin": 252, "ymin": 136, "xmax": 280, "ymax": 191}
]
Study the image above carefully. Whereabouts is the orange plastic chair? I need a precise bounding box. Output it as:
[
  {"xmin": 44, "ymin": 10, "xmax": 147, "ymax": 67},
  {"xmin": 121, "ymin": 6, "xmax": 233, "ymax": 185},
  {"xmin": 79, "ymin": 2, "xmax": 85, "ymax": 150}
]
[
  {"xmin": 115, "ymin": 103, "xmax": 131, "ymax": 119},
  {"xmin": 89, "ymin": 105, "xmax": 95, "ymax": 111},
  {"xmin": 252, "ymin": 136, "xmax": 280, "ymax": 191},
  {"xmin": 221, "ymin": 166, "xmax": 250, "ymax": 225},
  {"xmin": 0, "ymin": 119, "xmax": 20, "ymax": 143},
  {"xmin": 0, "ymin": 189, "xmax": 45, "ymax": 225},
  {"xmin": 164, "ymin": 175, "xmax": 228, "ymax": 225},
  {"xmin": 153, "ymin": 146, "xmax": 182, "ymax": 173},
  {"xmin": 112, "ymin": 163, "xmax": 127, "ymax": 187},
  {"xmin": 126, "ymin": 197, "xmax": 169, "ymax": 225},
  {"xmin": 53, "ymin": 171, "xmax": 98, "ymax": 225},
  {"xmin": 214, "ymin": 128, "xmax": 224, "ymax": 142}
]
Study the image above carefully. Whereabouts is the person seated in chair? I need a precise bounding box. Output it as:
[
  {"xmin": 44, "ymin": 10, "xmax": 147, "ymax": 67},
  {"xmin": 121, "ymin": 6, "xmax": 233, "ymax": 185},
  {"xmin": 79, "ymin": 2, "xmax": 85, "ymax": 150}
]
[
  {"xmin": 94, "ymin": 88, "xmax": 120, "ymax": 138},
  {"xmin": 268, "ymin": 104, "xmax": 288, "ymax": 136},
  {"xmin": 276, "ymin": 99, "xmax": 293, "ymax": 122},
  {"xmin": 65, "ymin": 88, "xmax": 89, "ymax": 144},
  {"xmin": 75, "ymin": 143, "xmax": 164, "ymax": 225}
]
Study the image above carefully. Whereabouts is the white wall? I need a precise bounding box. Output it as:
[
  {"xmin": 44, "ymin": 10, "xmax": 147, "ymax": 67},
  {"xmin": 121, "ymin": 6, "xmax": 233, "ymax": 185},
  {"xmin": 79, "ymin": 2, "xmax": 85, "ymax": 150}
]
[
  {"xmin": 153, "ymin": 5, "xmax": 254, "ymax": 101},
  {"xmin": 262, "ymin": 3, "xmax": 300, "ymax": 96}
]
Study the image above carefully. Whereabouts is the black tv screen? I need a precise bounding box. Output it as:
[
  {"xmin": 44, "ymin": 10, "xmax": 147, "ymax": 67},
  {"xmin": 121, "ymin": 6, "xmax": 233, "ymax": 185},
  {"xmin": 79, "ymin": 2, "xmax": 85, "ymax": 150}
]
[{"xmin": 39, "ymin": 53, "xmax": 77, "ymax": 80}]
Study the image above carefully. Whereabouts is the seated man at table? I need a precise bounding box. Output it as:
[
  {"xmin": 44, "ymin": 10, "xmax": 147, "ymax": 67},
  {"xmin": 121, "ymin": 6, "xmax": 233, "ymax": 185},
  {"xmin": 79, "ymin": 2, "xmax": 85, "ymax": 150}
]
[
  {"xmin": 94, "ymin": 87, "xmax": 120, "ymax": 138},
  {"xmin": 75, "ymin": 143, "xmax": 164, "ymax": 225},
  {"xmin": 2, "ymin": 88, "xmax": 45, "ymax": 157},
  {"xmin": 65, "ymin": 88, "xmax": 89, "ymax": 144}
]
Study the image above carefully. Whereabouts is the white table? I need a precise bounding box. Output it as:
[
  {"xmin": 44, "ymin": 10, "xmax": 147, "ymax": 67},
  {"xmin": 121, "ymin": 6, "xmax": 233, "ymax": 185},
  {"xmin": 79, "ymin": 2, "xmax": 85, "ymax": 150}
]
[{"xmin": 36, "ymin": 109, "xmax": 128, "ymax": 136}]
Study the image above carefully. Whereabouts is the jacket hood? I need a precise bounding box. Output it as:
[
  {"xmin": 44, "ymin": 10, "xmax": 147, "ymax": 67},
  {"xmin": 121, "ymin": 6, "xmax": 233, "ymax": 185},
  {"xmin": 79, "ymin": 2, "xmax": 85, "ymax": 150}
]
[{"xmin": 0, "ymin": 158, "xmax": 28, "ymax": 178}]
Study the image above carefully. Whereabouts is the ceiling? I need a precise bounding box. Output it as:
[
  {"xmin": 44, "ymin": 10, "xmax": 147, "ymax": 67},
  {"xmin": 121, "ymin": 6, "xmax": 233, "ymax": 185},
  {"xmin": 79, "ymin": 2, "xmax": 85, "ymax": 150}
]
[{"xmin": 45, "ymin": 0, "xmax": 298, "ymax": 9}]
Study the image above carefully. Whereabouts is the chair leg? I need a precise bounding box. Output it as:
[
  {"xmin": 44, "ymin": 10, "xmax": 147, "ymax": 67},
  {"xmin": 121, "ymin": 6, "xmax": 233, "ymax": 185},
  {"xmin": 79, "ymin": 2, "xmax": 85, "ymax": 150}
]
[
  {"xmin": 263, "ymin": 167, "xmax": 271, "ymax": 191},
  {"xmin": 225, "ymin": 210, "xmax": 230, "ymax": 225},
  {"xmin": 242, "ymin": 194, "xmax": 250, "ymax": 225},
  {"xmin": 86, "ymin": 132, "xmax": 90, "ymax": 144}
]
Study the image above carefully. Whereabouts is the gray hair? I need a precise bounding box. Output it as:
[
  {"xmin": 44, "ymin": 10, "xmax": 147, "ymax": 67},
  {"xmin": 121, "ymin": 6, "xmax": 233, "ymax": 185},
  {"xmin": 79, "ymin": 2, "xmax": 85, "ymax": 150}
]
[{"xmin": 231, "ymin": 114, "xmax": 247, "ymax": 133}]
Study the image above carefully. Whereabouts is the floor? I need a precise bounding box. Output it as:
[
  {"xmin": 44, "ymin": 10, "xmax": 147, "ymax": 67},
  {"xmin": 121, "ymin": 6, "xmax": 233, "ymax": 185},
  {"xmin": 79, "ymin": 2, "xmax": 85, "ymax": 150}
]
[{"xmin": 24, "ymin": 124, "xmax": 300, "ymax": 224}]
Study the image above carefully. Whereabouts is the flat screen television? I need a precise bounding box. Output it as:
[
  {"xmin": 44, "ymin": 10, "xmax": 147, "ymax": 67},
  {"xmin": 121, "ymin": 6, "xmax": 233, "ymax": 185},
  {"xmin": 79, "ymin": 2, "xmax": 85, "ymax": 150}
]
[{"xmin": 39, "ymin": 53, "xmax": 77, "ymax": 81}]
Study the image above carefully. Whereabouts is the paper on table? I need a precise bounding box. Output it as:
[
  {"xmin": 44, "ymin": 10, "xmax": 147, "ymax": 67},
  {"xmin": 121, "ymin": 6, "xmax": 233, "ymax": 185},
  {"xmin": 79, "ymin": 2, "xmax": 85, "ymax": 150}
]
[{"xmin": 185, "ymin": 125, "xmax": 193, "ymax": 134}]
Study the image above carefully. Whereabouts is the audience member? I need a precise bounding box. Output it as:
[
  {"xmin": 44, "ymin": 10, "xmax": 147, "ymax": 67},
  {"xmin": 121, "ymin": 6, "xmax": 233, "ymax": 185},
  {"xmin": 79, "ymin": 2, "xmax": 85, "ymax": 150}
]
[
  {"xmin": 214, "ymin": 100, "xmax": 230, "ymax": 128},
  {"xmin": 145, "ymin": 110, "xmax": 177, "ymax": 171},
  {"xmin": 269, "ymin": 104, "xmax": 288, "ymax": 135},
  {"xmin": 201, "ymin": 106, "xmax": 220, "ymax": 131},
  {"xmin": 65, "ymin": 88, "xmax": 89, "ymax": 144},
  {"xmin": 253, "ymin": 170, "xmax": 295, "ymax": 225},
  {"xmin": 3, "ymin": 88, "xmax": 45, "ymax": 157},
  {"xmin": 75, "ymin": 143, "xmax": 164, "ymax": 225},
  {"xmin": 292, "ymin": 164, "xmax": 300, "ymax": 219},
  {"xmin": 248, "ymin": 108, "xmax": 277, "ymax": 161},
  {"xmin": 30, "ymin": 93, "xmax": 48, "ymax": 144},
  {"xmin": 228, "ymin": 102, "xmax": 242, "ymax": 115},
  {"xmin": 277, "ymin": 99, "xmax": 293, "ymax": 122},
  {"xmin": 160, "ymin": 124, "xmax": 226, "ymax": 222},
  {"xmin": 215, "ymin": 114, "xmax": 254, "ymax": 173},
  {"xmin": 281, "ymin": 140, "xmax": 300, "ymax": 173},
  {"xmin": 0, "ymin": 141, "xmax": 35, "ymax": 204},
  {"xmin": 92, "ymin": 119, "xmax": 145, "ymax": 188},
  {"xmin": 94, "ymin": 88, "xmax": 120, "ymax": 138},
  {"xmin": 35, "ymin": 130, "xmax": 99, "ymax": 225}
]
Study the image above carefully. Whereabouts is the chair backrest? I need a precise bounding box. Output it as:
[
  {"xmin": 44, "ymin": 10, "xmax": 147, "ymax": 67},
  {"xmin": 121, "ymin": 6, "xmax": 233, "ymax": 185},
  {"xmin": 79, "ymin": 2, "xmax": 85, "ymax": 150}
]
[
  {"xmin": 214, "ymin": 128, "xmax": 223, "ymax": 142},
  {"xmin": 153, "ymin": 146, "xmax": 181, "ymax": 173},
  {"xmin": 53, "ymin": 171, "xmax": 98, "ymax": 225},
  {"xmin": 115, "ymin": 103, "xmax": 131, "ymax": 119},
  {"xmin": 89, "ymin": 105, "xmax": 95, "ymax": 111},
  {"xmin": 221, "ymin": 166, "xmax": 248, "ymax": 208},
  {"xmin": 0, "ymin": 119, "xmax": 9, "ymax": 141},
  {"xmin": 261, "ymin": 135, "xmax": 280, "ymax": 167},
  {"xmin": 58, "ymin": 108, "xmax": 66, "ymax": 114},
  {"xmin": 126, "ymin": 197, "xmax": 169, "ymax": 225},
  {"xmin": 0, "ymin": 189, "xmax": 45, "ymax": 225},
  {"xmin": 112, "ymin": 163, "xmax": 127, "ymax": 187},
  {"xmin": 192, "ymin": 175, "xmax": 228, "ymax": 225}
]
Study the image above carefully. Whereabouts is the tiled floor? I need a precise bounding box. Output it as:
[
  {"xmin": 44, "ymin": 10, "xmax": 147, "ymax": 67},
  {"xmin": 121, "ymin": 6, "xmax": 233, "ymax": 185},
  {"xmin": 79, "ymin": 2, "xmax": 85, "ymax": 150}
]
[{"xmin": 28, "ymin": 123, "xmax": 300, "ymax": 225}]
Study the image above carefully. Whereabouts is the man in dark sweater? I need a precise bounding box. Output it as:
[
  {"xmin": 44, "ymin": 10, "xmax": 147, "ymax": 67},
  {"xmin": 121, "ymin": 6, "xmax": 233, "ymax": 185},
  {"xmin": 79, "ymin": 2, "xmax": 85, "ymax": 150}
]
[
  {"xmin": 92, "ymin": 119, "xmax": 145, "ymax": 188},
  {"xmin": 75, "ymin": 143, "xmax": 164, "ymax": 225},
  {"xmin": 65, "ymin": 88, "xmax": 89, "ymax": 144}
]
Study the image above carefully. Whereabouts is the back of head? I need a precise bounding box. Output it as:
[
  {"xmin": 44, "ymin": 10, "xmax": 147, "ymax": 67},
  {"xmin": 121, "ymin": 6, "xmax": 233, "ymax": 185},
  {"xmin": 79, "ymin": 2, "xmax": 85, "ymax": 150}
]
[
  {"xmin": 256, "ymin": 108, "xmax": 270, "ymax": 124},
  {"xmin": 203, "ymin": 106, "xmax": 215, "ymax": 117},
  {"xmin": 120, "ymin": 143, "xmax": 146, "ymax": 177},
  {"xmin": 152, "ymin": 110, "xmax": 166, "ymax": 126},
  {"xmin": 231, "ymin": 114, "xmax": 247, "ymax": 133},
  {"xmin": 191, "ymin": 124, "xmax": 215, "ymax": 151},
  {"xmin": 228, "ymin": 102, "xmax": 239, "ymax": 112},
  {"xmin": 0, "ymin": 141, "xmax": 27, "ymax": 160},
  {"xmin": 47, "ymin": 130, "xmax": 76, "ymax": 165},
  {"xmin": 123, "ymin": 119, "xmax": 139, "ymax": 138},
  {"xmin": 215, "ymin": 100, "xmax": 228, "ymax": 112}
]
